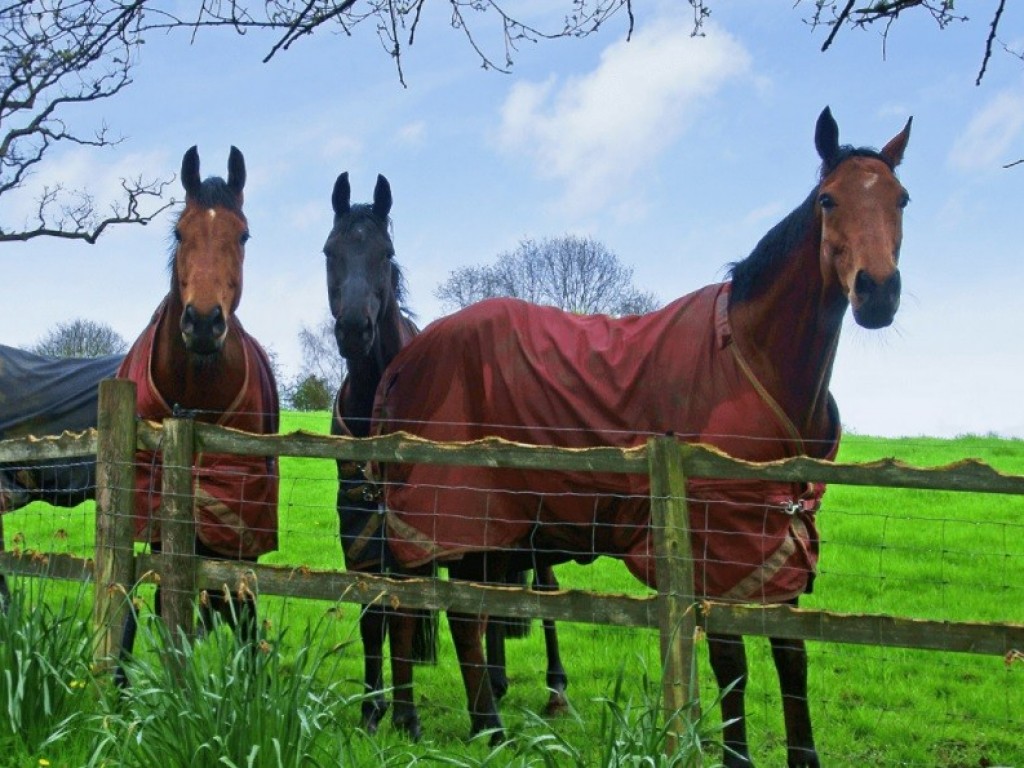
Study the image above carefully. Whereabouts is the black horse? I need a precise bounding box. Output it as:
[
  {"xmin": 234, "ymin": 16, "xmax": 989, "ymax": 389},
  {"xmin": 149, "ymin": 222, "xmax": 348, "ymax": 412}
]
[
  {"xmin": 324, "ymin": 173, "xmax": 567, "ymax": 733},
  {"xmin": 325, "ymin": 172, "xmax": 423, "ymax": 733}
]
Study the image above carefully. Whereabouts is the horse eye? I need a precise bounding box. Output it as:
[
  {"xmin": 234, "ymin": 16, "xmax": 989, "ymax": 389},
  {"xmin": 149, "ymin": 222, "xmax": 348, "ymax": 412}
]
[
  {"xmin": 173, "ymin": 228, "xmax": 182, "ymax": 242},
  {"xmin": 240, "ymin": 232, "xmax": 250, "ymax": 246},
  {"xmin": 899, "ymin": 191, "xmax": 910, "ymax": 209},
  {"xmin": 818, "ymin": 193, "xmax": 836, "ymax": 211}
]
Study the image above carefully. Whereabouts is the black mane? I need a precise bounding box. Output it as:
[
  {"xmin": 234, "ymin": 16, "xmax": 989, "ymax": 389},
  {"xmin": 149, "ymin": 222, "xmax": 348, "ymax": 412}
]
[
  {"xmin": 727, "ymin": 145, "xmax": 891, "ymax": 304},
  {"xmin": 191, "ymin": 176, "xmax": 244, "ymax": 211}
]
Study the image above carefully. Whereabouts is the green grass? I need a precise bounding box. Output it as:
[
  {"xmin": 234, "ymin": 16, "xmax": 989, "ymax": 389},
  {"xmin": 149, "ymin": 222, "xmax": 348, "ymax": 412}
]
[{"xmin": 2, "ymin": 415, "xmax": 1023, "ymax": 766}]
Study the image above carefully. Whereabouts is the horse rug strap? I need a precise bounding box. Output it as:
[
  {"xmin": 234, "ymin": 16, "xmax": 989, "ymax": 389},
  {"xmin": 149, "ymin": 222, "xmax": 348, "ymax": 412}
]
[
  {"xmin": 117, "ymin": 303, "xmax": 279, "ymax": 559},
  {"xmin": 374, "ymin": 283, "xmax": 839, "ymax": 603}
]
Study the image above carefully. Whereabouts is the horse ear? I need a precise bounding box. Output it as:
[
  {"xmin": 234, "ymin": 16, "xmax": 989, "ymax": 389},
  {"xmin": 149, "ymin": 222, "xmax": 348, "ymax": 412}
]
[
  {"xmin": 332, "ymin": 172, "xmax": 351, "ymax": 217},
  {"xmin": 373, "ymin": 174, "xmax": 392, "ymax": 219},
  {"xmin": 227, "ymin": 146, "xmax": 246, "ymax": 200},
  {"xmin": 814, "ymin": 107, "xmax": 840, "ymax": 168},
  {"xmin": 181, "ymin": 146, "xmax": 201, "ymax": 199},
  {"xmin": 880, "ymin": 116, "xmax": 913, "ymax": 168}
]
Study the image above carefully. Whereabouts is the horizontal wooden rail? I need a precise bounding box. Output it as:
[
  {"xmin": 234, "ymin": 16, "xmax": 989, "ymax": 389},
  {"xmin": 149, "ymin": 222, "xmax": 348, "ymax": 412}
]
[
  {"xmin": 3, "ymin": 546, "xmax": 1020, "ymax": 659},
  {"xmin": 126, "ymin": 555, "xmax": 1024, "ymax": 659},
  {"xmin": 0, "ymin": 429, "xmax": 96, "ymax": 463},
  {"xmin": 136, "ymin": 421, "xmax": 1024, "ymax": 496},
  {"xmin": 6, "ymin": 422, "xmax": 1022, "ymax": 495}
]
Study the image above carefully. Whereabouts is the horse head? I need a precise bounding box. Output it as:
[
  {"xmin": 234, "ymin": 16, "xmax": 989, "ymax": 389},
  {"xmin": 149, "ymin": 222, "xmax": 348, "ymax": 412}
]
[
  {"xmin": 814, "ymin": 106, "xmax": 912, "ymax": 329},
  {"xmin": 323, "ymin": 172, "xmax": 396, "ymax": 361},
  {"xmin": 172, "ymin": 145, "xmax": 249, "ymax": 356}
]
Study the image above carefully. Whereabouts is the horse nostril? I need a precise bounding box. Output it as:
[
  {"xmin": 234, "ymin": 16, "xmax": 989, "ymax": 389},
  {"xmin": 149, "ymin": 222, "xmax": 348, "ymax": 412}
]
[
  {"xmin": 854, "ymin": 270, "xmax": 876, "ymax": 298},
  {"xmin": 210, "ymin": 306, "xmax": 226, "ymax": 338},
  {"xmin": 182, "ymin": 305, "xmax": 198, "ymax": 334}
]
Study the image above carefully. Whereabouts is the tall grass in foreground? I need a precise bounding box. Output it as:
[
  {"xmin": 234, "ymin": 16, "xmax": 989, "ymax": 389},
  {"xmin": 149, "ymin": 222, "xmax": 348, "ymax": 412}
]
[
  {"xmin": 0, "ymin": 580, "xmax": 725, "ymax": 767},
  {"xmin": 0, "ymin": 578, "xmax": 96, "ymax": 759}
]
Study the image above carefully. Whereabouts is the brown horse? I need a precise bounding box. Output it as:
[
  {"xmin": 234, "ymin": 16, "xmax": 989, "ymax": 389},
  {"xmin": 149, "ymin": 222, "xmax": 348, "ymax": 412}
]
[
  {"xmin": 116, "ymin": 146, "xmax": 279, "ymax": 678},
  {"xmin": 325, "ymin": 173, "xmax": 567, "ymax": 733},
  {"xmin": 372, "ymin": 107, "xmax": 911, "ymax": 766}
]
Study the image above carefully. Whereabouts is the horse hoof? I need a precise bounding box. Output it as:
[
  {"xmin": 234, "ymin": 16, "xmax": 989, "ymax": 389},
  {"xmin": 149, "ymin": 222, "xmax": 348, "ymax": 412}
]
[
  {"xmin": 113, "ymin": 667, "xmax": 130, "ymax": 690},
  {"xmin": 469, "ymin": 714, "xmax": 504, "ymax": 746},
  {"xmin": 543, "ymin": 691, "xmax": 569, "ymax": 717},
  {"xmin": 722, "ymin": 750, "xmax": 754, "ymax": 768},
  {"xmin": 393, "ymin": 713, "xmax": 422, "ymax": 742},
  {"xmin": 787, "ymin": 748, "xmax": 820, "ymax": 768},
  {"xmin": 361, "ymin": 700, "xmax": 389, "ymax": 734}
]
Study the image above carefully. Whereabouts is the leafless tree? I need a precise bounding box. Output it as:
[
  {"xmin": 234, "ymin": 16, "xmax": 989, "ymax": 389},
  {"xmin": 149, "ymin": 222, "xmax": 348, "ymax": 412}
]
[
  {"xmin": 30, "ymin": 317, "xmax": 127, "ymax": 357},
  {"xmin": 1, "ymin": 1, "xmax": 175, "ymax": 244},
  {"xmin": 436, "ymin": 234, "xmax": 659, "ymax": 317},
  {"xmin": 295, "ymin": 313, "xmax": 345, "ymax": 398}
]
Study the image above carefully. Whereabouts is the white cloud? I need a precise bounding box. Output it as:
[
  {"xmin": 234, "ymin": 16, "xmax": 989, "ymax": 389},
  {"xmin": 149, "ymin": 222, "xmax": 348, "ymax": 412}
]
[
  {"xmin": 742, "ymin": 201, "xmax": 787, "ymax": 228},
  {"xmin": 948, "ymin": 89, "xmax": 1024, "ymax": 171},
  {"xmin": 497, "ymin": 19, "xmax": 751, "ymax": 216},
  {"xmin": 396, "ymin": 120, "xmax": 427, "ymax": 145}
]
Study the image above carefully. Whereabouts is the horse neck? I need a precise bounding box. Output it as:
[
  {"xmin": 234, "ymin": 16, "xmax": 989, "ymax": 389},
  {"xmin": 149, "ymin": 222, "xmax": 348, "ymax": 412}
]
[
  {"xmin": 152, "ymin": 292, "xmax": 247, "ymax": 419},
  {"xmin": 728, "ymin": 220, "xmax": 846, "ymax": 444},
  {"xmin": 340, "ymin": 295, "xmax": 407, "ymax": 438}
]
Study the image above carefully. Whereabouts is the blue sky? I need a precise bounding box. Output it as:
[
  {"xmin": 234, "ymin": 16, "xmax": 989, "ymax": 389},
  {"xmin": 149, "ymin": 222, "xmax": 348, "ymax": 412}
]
[{"xmin": 4, "ymin": 1, "xmax": 1023, "ymax": 438}]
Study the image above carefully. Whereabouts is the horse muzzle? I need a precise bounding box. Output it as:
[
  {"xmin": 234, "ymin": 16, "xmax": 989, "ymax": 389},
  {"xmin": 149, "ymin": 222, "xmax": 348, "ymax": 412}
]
[
  {"xmin": 335, "ymin": 315, "xmax": 376, "ymax": 360},
  {"xmin": 850, "ymin": 269, "xmax": 901, "ymax": 329},
  {"xmin": 181, "ymin": 304, "xmax": 228, "ymax": 355}
]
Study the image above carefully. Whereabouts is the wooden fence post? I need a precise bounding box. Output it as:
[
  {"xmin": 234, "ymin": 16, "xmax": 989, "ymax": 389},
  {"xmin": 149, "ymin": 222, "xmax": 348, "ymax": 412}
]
[
  {"xmin": 93, "ymin": 378, "xmax": 137, "ymax": 667},
  {"xmin": 159, "ymin": 418, "xmax": 196, "ymax": 646},
  {"xmin": 648, "ymin": 435, "xmax": 699, "ymax": 755}
]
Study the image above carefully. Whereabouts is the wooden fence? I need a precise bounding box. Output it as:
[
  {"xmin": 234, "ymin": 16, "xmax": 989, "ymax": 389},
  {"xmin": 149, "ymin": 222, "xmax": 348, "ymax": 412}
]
[{"xmin": 2, "ymin": 378, "xmax": 1024, "ymax": 749}]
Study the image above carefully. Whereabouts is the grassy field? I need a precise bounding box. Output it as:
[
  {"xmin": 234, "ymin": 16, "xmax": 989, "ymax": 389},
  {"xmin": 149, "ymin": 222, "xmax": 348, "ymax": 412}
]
[{"xmin": 3, "ymin": 415, "xmax": 1022, "ymax": 766}]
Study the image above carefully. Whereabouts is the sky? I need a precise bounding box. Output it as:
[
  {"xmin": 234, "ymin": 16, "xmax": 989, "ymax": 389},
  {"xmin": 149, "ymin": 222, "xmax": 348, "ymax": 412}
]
[{"xmin": 3, "ymin": 1, "xmax": 1023, "ymax": 439}]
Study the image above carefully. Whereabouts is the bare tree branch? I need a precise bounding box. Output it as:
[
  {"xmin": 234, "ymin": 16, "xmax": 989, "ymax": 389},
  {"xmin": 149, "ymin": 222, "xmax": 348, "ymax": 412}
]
[
  {"xmin": 976, "ymin": 0, "xmax": 1006, "ymax": 86},
  {"xmin": 1, "ymin": 1, "xmax": 173, "ymax": 243}
]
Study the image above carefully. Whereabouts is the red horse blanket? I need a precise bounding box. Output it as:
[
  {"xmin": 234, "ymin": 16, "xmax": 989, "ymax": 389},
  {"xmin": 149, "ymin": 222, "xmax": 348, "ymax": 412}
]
[
  {"xmin": 117, "ymin": 303, "xmax": 279, "ymax": 559},
  {"xmin": 373, "ymin": 283, "xmax": 838, "ymax": 603}
]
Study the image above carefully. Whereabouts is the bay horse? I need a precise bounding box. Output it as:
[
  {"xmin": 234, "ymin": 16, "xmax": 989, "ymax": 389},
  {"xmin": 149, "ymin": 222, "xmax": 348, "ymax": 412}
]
[
  {"xmin": 372, "ymin": 107, "xmax": 911, "ymax": 766},
  {"xmin": 116, "ymin": 146, "xmax": 279, "ymax": 675},
  {"xmin": 324, "ymin": 172, "xmax": 567, "ymax": 735}
]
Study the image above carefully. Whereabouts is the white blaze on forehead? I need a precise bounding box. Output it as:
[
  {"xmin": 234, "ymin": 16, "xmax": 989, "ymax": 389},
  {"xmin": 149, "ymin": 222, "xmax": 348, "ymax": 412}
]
[
  {"xmin": 863, "ymin": 173, "xmax": 879, "ymax": 190},
  {"xmin": 207, "ymin": 208, "xmax": 217, "ymax": 220}
]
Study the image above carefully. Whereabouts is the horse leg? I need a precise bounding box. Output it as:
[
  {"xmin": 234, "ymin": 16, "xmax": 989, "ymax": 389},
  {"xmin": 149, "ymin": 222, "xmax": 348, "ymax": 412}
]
[
  {"xmin": 451, "ymin": 554, "xmax": 503, "ymax": 743},
  {"xmin": 533, "ymin": 563, "xmax": 569, "ymax": 715},
  {"xmin": 707, "ymin": 632, "xmax": 754, "ymax": 767},
  {"xmin": 770, "ymin": 636, "xmax": 819, "ymax": 768},
  {"xmin": 388, "ymin": 605, "xmax": 422, "ymax": 741},
  {"xmin": 203, "ymin": 586, "xmax": 258, "ymax": 648},
  {"xmin": 485, "ymin": 614, "xmax": 510, "ymax": 701},
  {"xmin": 358, "ymin": 602, "xmax": 389, "ymax": 733},
  {"xmin": 114, "ymin": 584, "xmax": 159, "ymax": 688}
]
